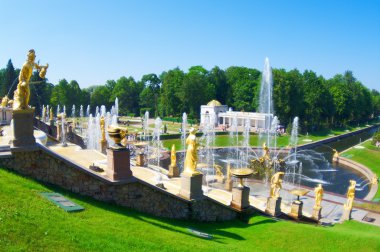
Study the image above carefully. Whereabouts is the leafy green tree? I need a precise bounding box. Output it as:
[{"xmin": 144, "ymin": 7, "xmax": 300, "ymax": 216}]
[
  {"xmin": 111, "ymin": 76, "xmax": 143, "ymax": 115},
  {"xmin": 140, "ymin": 74, "xmax": 161, "ymax": 117},
  {"xmin": 90, "ymin": 85, "xmax": 112, "ymax": 111},
  {"xmin": 29, "ymin": 71, "xmax": 53, "ymax": 110},
  {"xmin": 159, "ymin": 68, "xmax": 185, "ymax": 117},
  {"xmin": 225, "ymin": 66, "xmax": 260, "ymax": 112},
  {"xmin": 2, "ymin": 59, "xmax": 17, "ymax": 97},
  {"xmin": 50, "ymin": 79, "xmax": 70, "ymax": 108},
  {"xmin": 209, "ymin": 66, "xmax": 228, "ymax": 105}
]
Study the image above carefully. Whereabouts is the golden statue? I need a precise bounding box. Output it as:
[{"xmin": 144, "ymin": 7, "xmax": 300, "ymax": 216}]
[
  {"xmin": 344, "ymin": 180, "xmax": 356, "ymax": 210},
  {"xmin": 13, "ymin": 49, "xmax": 48, "ymax": 110},
  {"xmin": 1, "ymin": 96, "xmax": 9, "ymax": 107},
  {"xmin": 183, "ymin": 127, "xmax": 199, "ymax": 175},
  {"xmin": 270, "ymin": 172, "xmax": 284, "ymax": 199},
  {"xmin": 170, "ymin": 144, "xmax": 176, "ymax": 167},
  {"xmin": 333, "ymin": 149, "xmax": 339, "ymax": 158},
  {"xmin": 372, "ymin": 175, "xmax": 378, "ymax": 185},
  {"xmin": 262, "ymin": 142, "xmax": 270, "ymax": 160},
  {"xmin": 49, "ymin": 107, "xmax": 53, "ymax": 120},
  {"xmin": 100, "ymin": 116, "xmax": 106, "ymax": 142},
  {"xmin": 314, "ymin": 184, "xmax": 324, "ymax": 208}
]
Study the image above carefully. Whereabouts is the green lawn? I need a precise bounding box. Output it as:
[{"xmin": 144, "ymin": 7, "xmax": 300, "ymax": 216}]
[
  {"xmin": 342, "ymin": 140, "xmax": 380, "ymax": 200},
  {"xmin": 1, "ymin": 168, "xmax": 380, "ymax": 252}
]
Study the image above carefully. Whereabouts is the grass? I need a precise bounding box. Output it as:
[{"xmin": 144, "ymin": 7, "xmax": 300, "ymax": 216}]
[
  {"xmin": 342, "ymin": 140, "xmax": 380, "ymax": 201},
  {"xmin": 1, "ymin": 168, "xmax": 380, "ymax": 252}
]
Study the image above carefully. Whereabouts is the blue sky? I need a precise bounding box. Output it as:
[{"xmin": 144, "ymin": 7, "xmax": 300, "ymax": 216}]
[{"xmin": 1, "ymin": 0, "xmax": 379, "ymax": 90}]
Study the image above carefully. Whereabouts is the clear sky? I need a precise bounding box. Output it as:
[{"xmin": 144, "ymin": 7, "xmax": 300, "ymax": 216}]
[{"xmin": 1, "ymin": 0, "xmax": 379, "ymax": 90}]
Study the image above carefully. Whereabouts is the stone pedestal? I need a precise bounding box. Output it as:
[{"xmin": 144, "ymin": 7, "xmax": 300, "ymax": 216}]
[
  {"xmin": 341, "ymin": 207, "xmax": 352, "ymax": 221},
  {"xmin": 179, "ymin": 172, "xmax": 203, "ymax": 200},
  {"xmin": 231, "ymin": 186, "xmax": 250, "ymax": 210},
  {"xmin": 99, "ymin": 140, "xmax": 107, "ymax": 154},
  {"xmin": 289, "ymin": 200, "xmax": 303, "ymax": 219},
  {"xmin": 168, "ymin": 164, "xmax": 179, "ymax": 178},
  {"xmin": 265, "ymin": 197, "xmax": 282, "ymax": 217},
  {"xmin": 136, "ymin": 153, "xmax": 145, "ymax": 166},
  {"xmin": 106, "ymin": 147, "xmax": 132, "ymax": 181},
  {"xmin": 12, "ymin": 108, "xmax": 36, "ymax": 148},
  {"xmin": 312, "ymin": 206, "xmax": 322, "ymax": 221}
]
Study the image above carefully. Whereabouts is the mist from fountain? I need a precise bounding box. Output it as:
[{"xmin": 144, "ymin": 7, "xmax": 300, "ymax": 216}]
[
  {"xmin": 181, "ymin": 112, "xmax": 188, "ymax": 151},
  {"xmin": 199, "ymin": 113, "xmax": 216, "ymax": 193}
]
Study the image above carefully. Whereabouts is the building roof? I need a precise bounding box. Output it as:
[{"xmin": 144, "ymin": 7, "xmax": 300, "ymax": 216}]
[{"xmin": 206, "ymin": 99, "xmax": 222, "ymax": 106}]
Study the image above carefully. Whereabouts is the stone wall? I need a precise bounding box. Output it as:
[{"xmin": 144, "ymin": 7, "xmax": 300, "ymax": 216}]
[{"xmin": 0, "ymin": 145, "xmax": 238, "ymax": 221}]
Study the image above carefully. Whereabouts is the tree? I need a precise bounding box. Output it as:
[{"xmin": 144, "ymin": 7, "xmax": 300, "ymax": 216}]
[
  {"xmin": 29, "ymin": 71, "xmax": 53, "ymax": 110},
  {"xmin": 140, "ymin": 74, "xmax": 161, "ymax": 117},
  {"xmin": 111, "ymin": 76, "xmax": 143, "ymax": 115},
  {"xmin": 2, "ymin": 59, "xmax": 17, "ymax": 97},
  {"xmin": 159, "ymin": 68, "xmax": 185, "ymax": 117},
  {"xmin": 225, "ymin": 66, "xmax": 260, "ymax": 112},
  {"xmin": 209, "ymin": 66, "xmax": 228, "ymax": 105}
]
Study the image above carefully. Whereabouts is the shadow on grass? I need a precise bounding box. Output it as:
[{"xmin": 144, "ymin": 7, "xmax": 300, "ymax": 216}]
[{"xmin": 0, "ymin": 167, "xmax": 278, "ymax": 243}]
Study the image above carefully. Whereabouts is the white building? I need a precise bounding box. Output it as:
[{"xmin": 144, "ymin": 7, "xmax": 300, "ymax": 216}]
[
  {"xmin": 200, "ymin": 100, "xmax": 272, "ymax": 131},
  {"xmin": 0, "ymin": 106, "xmax": 12, "ymax": 125}
]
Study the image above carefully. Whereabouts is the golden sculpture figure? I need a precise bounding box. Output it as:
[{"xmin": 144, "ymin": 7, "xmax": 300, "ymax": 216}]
[
  {"xmin": 344, "ymin": 180, "xmax": 356, "ymax": 210},
  {"xmin": 270, "ymin": 172, "xmax": 284, "ymax": 199},
  {"xmin": 372, "ymin": 175, "xmax": 378, "ymax": 185},
  {"xmin": 170, "ymin": 144, "xmax": 176, "ymax": 167},
  {"xmin": 183, "ymin": 127, "xmax": 199, "ymax": 175},
  {"xmin": 13, "ymin": 49, "xmax": 48, "ymax": 110},
  {"xmin": 100, "ymin": 116, "xmax": 106, "ymax": 142},
  {"xmin": 1, "ymin": 96, "xmax": 9, "ymax": 107},
  {"xmin": 49, "ymin": 107, "xmax": 53, "ymax": 121},
  {"xmin": 262, "ymin": 142, "xmax": 270, "ymax": 160},
  {"xmin": 333, "ymin": 149, "xmax": 339, "ymax": 158},
  {"xmin": 314, "ymin": 184, "xmax": 324, "ymax": 208}
]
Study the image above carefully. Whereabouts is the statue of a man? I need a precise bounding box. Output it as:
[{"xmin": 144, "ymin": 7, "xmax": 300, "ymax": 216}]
[
  {"xmin": 344, "ymin": 180, "xmax": 356, "ymax": 210},
  {"xmin": 314, "ymin": 184, "xmax": 324, "ymax": 208},
  {"xmin": 183, "ymin": 127, "xmax": 199, "ymax": 175},
  {"xmin": 270, "ymin": 172, "xmax": 284, "ymax": 199},
  {"xmin": 13, "ymin": 49, "xmax": 48, "ymax": 110}
]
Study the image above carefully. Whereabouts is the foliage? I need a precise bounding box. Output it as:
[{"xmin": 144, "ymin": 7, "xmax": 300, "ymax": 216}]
[{"xmin": 372, "ymin": 131, "xmax": 380, "ymax": 145}]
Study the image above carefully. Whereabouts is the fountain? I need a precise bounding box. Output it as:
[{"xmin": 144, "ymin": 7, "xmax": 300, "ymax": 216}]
[
  {"xmin": 181, "ymin": 112, "xmax": 187, "ymax": 151},
  {"xmin": 86, "ymin": 105, "xmax": 90, "ymax": 117}
]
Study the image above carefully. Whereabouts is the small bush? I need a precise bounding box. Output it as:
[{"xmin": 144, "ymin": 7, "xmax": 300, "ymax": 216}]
[{"xmin": 372, "ymin": 131, "xmax": 380, "ymax": 146}]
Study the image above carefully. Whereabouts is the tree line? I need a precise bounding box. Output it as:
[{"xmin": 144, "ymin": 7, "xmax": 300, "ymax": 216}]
[{"xmin": 0, "ymin": 59, "xmax": 379, "ymax": 132}]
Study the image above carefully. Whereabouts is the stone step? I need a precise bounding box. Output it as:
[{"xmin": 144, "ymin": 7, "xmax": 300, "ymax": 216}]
[
  {"xmin": 0, "ymin": 145, "xmax": 10, "ymax": 152},
  {"xmin": 0, "ymin": 151, "xmax": 12, "ymax": 158}
]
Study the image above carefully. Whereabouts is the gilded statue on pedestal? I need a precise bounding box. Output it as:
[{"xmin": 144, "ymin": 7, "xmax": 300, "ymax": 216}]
[
  {"xmin": 262, "ymin": 142, "xmax": 270, "ymax": 161},
  {"xmin": 13, "ymin": 49, "xmax": 48, "ymax": 110},
  {"xmin": 183, "ymin": 127, "xmax": 199, "ymax": 175},
  {"xmin": 270, "ymin": 172, "xmax": 284, "ymax": 199},
  {"xmin": 49, "ymin": 107, "xmax": 53, "ymax": 121},
  {"xmin": 344, "ymin": 180, "xmax": 356, "ymax": 210},
  {"xmin": 170, "ymin": 144, "xmax": 176, "ymax": 167},
  {"xmin": 100, "ymin": 116, "xmax": 106, "ymax": 142},
  {"xmin": 314, "ymin": 184, "xmax": 324, "ymax": 208}
]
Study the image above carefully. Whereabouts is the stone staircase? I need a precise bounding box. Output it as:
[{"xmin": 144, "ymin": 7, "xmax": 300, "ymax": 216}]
[{"xmin": 0, "ymin": 145, "xmax": 12, "ymax": 158}]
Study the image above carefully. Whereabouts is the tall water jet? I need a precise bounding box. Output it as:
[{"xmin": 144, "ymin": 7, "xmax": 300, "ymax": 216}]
[
  {"xmin": 199, "ymin": 113, "xmax": 216, "ymax": 193},
  {"xmin": 86, "ymin": 105, "xmax": 90, "ymax": 117},
  {"xmin": 63, "ymin": 105, "xmax": 66, "ymax": 115},
  {"xmin": 61, "ymin": 114, "xmax": 67, "ymax": 147},
  {"xmin": 115, "ymin": 97, "xmax": 119, "ymax": 117},
  {"xmin": 80, "ymin": 105, "xmax": 84, "ymax": 118},
  {"xmin": 46, "ymin": 105, "xmax": 50, "ymax": 122},
  {"xmin": 71, "ymin": 105, "xmax": 76, "ymax": 118},
  {"xmin": 57, "ymin": 105, "xmax": 60, "ymax": 117},
  {"xmin": 144, "ymin": 111, "xmax": 150, "ymax": 141},
  {"xmin": 258, "ymin": 57, "xmax": 274, "ymax": 148},
  {"xmin": 241, "ymin": 118, "xmax": 251, "ymax": 167},
  {"xmin": 95, "ymin": 106, "xmax": 99, "ymax": 116},
  {"xmin": 181, "ymin": 112, "xmax": 188, "ymax": 150},
  {"xmin": 229, "ymin": 113, "xmax": 239, "ymax": 164},
  {"xmin": 100, "ymin": 105, "xmax": 106, "ymax": 117}
]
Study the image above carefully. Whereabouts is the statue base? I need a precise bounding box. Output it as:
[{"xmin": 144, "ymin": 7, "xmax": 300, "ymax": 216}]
[
  {"xmin": 340, "ymin": 207, "xmax": 352, "ymax": 221},
  {"xmin": 99, "ymin": 140, "xmax": 107, "ymax": 154},
  {"xmin": 312, "ymin": 206, "xmax": 322, "ymax": 221},
  {"xmin": 136, "ymin": 153, "xmax": 145, "ymax": 166},
  {"xmin": 231, "ymin": 186, "xmax": 250, "ymax": 210},
  {"xmin": 168, "ymin": 164, "xmax": 179, "ymax": 178},
  {"xmin": 11, "ymin": 108, "xmax": 36, "ymax": 148},
  {"xmin": 265, "ymin": 197, "xmax": 282, "ymax": 217},
  {"xmin": 289, "ymin": 200, "xmax": 303, "ymax": 219},
  {"xmin": 179, "ymin": 172, "xmax": 203, "ymax": 200},
  {"xmin": 225, "ymin": 178, "xmax": 233, "ymax": 191},
  {"xmin": 106, "ymin": 147, "xmax": 132, "ymax": 181}
]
